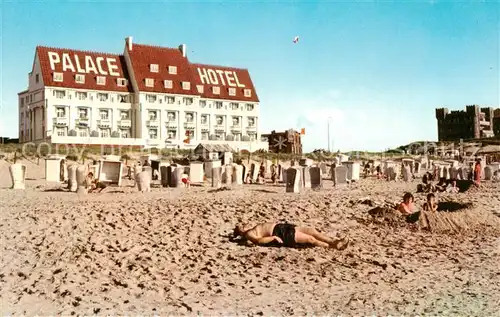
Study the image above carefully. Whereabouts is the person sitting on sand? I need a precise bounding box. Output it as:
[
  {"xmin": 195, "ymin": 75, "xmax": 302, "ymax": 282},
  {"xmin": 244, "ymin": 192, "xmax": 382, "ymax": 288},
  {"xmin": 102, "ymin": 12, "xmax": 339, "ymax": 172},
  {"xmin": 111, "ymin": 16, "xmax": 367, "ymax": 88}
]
[
  {"xmin": 244, "ymin": 172, "xmax": 252, "ymax": 184},
  {"xmin": 233, "ymin": 222, "xmax": 349, "ymax": 249},
  {"xmin": 445, "ymin": 180, "xmax": 459, "ymax": 193},
  {"xmin": 422, "ymin": 193, "xmax": 438, "ymax": 212},
  {"xmin": 397, "ymin": 192, "xmax": 415, "ymax": 216},
  {"xmin": 435, "ymin": 178, "xmax": 448, "ymax": 192},
  {"xmin": 86, "ymin": 172, "xmax": 107, "ymax": 193}
]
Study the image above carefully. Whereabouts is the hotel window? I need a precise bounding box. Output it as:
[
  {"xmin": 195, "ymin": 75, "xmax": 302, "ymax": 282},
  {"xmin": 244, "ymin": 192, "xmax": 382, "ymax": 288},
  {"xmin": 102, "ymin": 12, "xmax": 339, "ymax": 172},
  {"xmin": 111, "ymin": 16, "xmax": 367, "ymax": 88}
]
[
  {"xmin": 167, "ymin": 130, "xmax": 177, "ymax": 140},
  {"xmin": 149, "ymin": 128, "xmax": 158, "ymax": 139},
  {"xmin": 99, "ymin": 128, "xmax": 110, "ymax": 138},
  {"xmin": 247, "ymin": 133, "xmax": 256, "ymax": 141},
  {"xmin": 168, "ymin": 66, "xmax": 177, "ymax": 74},
  {"xmin": 97, "ymin": 93, "xmax": 108, "ymax": 102},
  {"xmin": 78, "ymin": 128, "xmax": 88, "ymax": 137},
  {"xmin": 148, "ymin": 110, "xmax": 158, "ymax": 120},
  {"xmin": 78, "ymin": 108, "xmax": 89, "ymax": 119},
  {"xmin": 201, "ymin": 115, "xmax": 208, "ymax": 124},
  {"xmin": 54, "ymin": 90, "xmax": 65, "ymax": 99},
  {"xmin": 234, "ymin": 133, "xmax": 242, "ymax": 141},
  {"xmin": 228, "ymin": 88, "xmax": 236, "ymax": 96},
  {"xmin": 183, "ymin": 97, "xmax": 193, "ymax": 105},
  {"xmin": 216, "ymin": 116, "xmax": 224, "ymax": 125},
  {"xmin": 120, "ymin": 129, "xmax": 130, "ymax": 138},
  {"xmin": 185, "ymin": 113, "xmax": 194, "ymax": 123},
  {"xmin": 215, "ymin": 132, "xmax": 225, "ymax": 140},
  {"xmin": 35, "ymin": 74, "xmax": 39, "ymax": 84},
  {"xmin": 212, "ymin": 86, "xmax": 220, "ymax": 95},
  {"xmin": 230, "ymin": 102, "xmax": 239, "ymax": 110},
  {"xmin": 167, "ymin": 111, "xmax": 176, "ymax": 121},
  {"xmin": 120, "ymin": 111, "xmax": 129, "ymax": 120},
  {"xmin": 56, "ymin": 107, "xmax": 66, "ymax": 118},
  {"xmin": 182, "ymin": 82, "xmax": 191, "ymax": 90},
  {"xmin": 53, "ymin": 72, "xmax": 63, "ymax": 82},
  {"xmin": 96, "ymin": 76, "xmax": 106, "ymax": 85},
  {"xmin": 146, "ymin": 94, "xmax": 157, "ymax": 103},
  {"xmin": 215, "ymin": 101, "xmax": 223, "ymax": 110},
  {"xmin": 100, "ymin": 109, "xmax": 109, "ymax": 120},
  {"xmin": 246, "ymin": 104, "xmax": 254, "ymax": 111},
  {"xmin": 199, "ymin": 100, "xmax": 207, "ymax": 108},
  {"xmin": 75, "ymin": 74, "xmax": 85, "ymax": 84},
  {"xmin": 244, "ymin": 89, "xmax": 252, "ymax": 97},
  {"xmin": 145, "ymin": 78, "xmax": 154, "ymax": 87},
  {"xmin": 55, "ymin": 127, "xmax": 67, "ymax": 136},
  {"xmin": 119, "ymin": 94, "xmax": 129, "ymax": 103},
  {"xmin": 197, "ymin": 85, "xmax": 204, "ymax": 93},
  {"xmin": 150, "ymin": 64, "xmax": 159, "ymax": 72},
  {"xmin": 164, "ymin": 80, "xmax": 173, "ymax": 89},
  {"xmin": 75, "ymin": 91, "xmax": 87, "ymax": 100},
  {"xmin": 186, "ymin": 130, "xmax": 195, "ymax": 138},
  {"xmin": 117, "ymin": 78, "xmax": 127, "ymax": 87},
  {"xmin": 166, "ymin": 96, "xmax": 175, "ymax": 104},
  {"xmin": 232, "ymin": 117, "xmax": 240, "ymax": 126},
  {"xmin": 201, "ymin": 132, "xmax": 209, "ymax": 140},
  {"xmin": 248, "ymin": 117, "xmax": 255, "ymax": 126}
]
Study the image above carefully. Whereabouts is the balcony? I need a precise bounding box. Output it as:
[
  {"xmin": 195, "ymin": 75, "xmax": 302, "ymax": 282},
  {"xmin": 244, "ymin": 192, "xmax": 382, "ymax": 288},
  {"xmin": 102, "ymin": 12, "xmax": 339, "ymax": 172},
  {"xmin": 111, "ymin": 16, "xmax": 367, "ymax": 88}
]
[
  {"xmin": 53, "ymin": 117, "xmax": 68, "ymax": 126},
  {"xmin": 200, "ymin": 123, "xmax": 209, "ymax": 131},
  {"xmin": 165, "ymin": 121, "xmax": 178, "ymax": 129},
  {"xmin": 146, "ymin": 120, "xmax": 159, "ymax": 127},
  {"xmin": 97, "ymin": 119, "xmax": 111, "ymax": 127},
  {"xmin": 119, "ymin": 119, "xmax": 132, "ymax": 128},
  {"xmin": 184, "ymin": 121, "xmax": 195, "ymax": 129},
  {"xmin": 76, "ymin": 117, "xmax": 90, "ymax": 127},
  {"xmin": 214, "ymin": 124, "xmax": 225, "ymax": 132},
  {"xmin": 230, "ymin": 125, "xmax": 242, "ymax": 131},
  {"xmin": 246, "ymin": 125, "xmax": 256, "ymax": 131}
]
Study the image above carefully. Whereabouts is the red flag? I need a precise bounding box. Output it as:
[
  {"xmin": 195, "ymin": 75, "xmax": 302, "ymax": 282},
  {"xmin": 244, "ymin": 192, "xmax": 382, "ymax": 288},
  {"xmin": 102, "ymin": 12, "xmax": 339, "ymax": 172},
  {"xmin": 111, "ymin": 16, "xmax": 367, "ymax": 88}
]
[{"xmin": 300, "ymin": 128, "xmax": 305, "ymax": 135}]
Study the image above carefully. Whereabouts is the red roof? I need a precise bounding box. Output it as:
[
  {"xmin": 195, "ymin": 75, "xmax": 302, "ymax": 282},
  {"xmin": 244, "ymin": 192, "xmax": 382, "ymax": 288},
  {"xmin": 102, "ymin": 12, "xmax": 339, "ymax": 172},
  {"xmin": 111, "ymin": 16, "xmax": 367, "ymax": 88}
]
[
  {"xmin": 36, "ymin": 46, "xmax": 132, "ymax": 92},
  {"xmin": 189, "ymin": 63, "xmax": 259, "ymax": 102},
  {"xmin": 126, "ymin": 44, "xmax": 198, "ymax": 96},
  {"xmin": 34, "ymin": 42, "xmax": 260, "ymax": 102}
]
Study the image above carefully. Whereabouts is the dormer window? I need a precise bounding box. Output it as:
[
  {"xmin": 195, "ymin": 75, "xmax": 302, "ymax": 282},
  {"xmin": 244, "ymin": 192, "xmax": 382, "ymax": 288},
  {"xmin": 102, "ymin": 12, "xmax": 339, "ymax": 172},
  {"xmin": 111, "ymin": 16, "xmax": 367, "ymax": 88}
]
[
  {"xmin": 145, "ymin": 78, "xmax": 154, "ymax": 87},
  {"xmin": 150, "ymin": 64, "xmax": 159, "ymax": 72},
  {"xmin": 197, "ymin": 85, "xmax": 204, "ymax": 93},
  {"xmin": 182, "ymin": 82, "xmax": 191, "ymax": 90},
  {"xmin": 164, "ymin": 80, "xmax": 173, "ymax": 89},
  {"xmin": 97, "ymin": 76, "xmax": 106, "ymax": 85},
  {"xmin": 75, "ymin": 74, "xmax": 85, "ymax": 84},
  {"xmin": 244, "ymin": 89, "xmax": 252, "ymax": 97},
  {"xmin": 117, "ymin": 78, "xmax": 127, "ymax": 87},
  {"xmin": 228, "ymin": 88, "xmax": 236, "ymax": 96},
  {"xmin": 53, "ymin": 72, "xmax": 63, "ymax": 82},
  {"xmin": 168, "ymin": 66, "xmax": 177, "ymax": 74},
  {"xmin": 212, "ymin": 86, "xmax": 220, "ymax": 95}
]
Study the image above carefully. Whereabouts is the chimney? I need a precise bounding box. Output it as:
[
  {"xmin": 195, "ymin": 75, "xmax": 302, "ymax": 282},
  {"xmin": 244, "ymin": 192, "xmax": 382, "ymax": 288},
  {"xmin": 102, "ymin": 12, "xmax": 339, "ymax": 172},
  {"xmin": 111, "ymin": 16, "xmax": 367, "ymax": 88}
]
[
  {"xmin": 178, "ymin": 44, "xmax": 186, "ymax": 57},
  {"xmin": 125, "ymin": 36, "xmax": 133, "ymax": 51}
]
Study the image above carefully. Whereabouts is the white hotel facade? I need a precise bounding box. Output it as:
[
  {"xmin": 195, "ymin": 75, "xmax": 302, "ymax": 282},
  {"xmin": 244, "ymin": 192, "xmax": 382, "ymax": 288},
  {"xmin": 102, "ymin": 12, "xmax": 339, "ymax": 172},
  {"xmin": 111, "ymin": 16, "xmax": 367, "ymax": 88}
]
[{"xmin": 18, "ymin": 37, "xmax": 268, "ymax": 151}]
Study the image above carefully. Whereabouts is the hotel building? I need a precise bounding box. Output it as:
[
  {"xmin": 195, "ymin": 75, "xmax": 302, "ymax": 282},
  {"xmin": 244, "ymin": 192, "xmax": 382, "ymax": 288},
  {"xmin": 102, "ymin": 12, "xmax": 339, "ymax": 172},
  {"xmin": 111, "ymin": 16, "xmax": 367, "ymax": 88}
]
[{"xmin": 18, "ymin": 37, "xmax": 267, "ymax": 151}]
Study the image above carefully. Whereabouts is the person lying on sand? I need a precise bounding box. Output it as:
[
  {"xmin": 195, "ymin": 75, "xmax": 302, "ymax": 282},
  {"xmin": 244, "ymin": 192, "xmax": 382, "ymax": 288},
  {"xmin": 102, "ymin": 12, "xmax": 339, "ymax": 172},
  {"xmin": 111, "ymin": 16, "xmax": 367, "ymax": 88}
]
[
  {"xmin": 233, "ymin": 222, "xmax": 349, "ymax": 249},
  {"xmin": 422, "ymin": 193, "xmax": 438, "ymax": 212}
]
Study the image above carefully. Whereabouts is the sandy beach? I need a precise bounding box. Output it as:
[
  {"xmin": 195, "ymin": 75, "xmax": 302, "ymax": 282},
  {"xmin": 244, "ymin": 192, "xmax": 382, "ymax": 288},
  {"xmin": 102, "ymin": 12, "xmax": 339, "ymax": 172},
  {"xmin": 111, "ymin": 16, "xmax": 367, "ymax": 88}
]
[{"xmin": 1, "ymin": 158, "xmax": 500, "ymax": 316}]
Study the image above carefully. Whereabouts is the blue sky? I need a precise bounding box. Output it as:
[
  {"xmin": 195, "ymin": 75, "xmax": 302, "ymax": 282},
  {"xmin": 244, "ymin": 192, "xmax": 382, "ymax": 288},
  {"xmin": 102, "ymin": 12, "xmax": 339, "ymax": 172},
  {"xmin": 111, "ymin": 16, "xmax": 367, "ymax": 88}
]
[{"xmin": 1, "ymin": 1, "xmax": 498, "ymax": 151}]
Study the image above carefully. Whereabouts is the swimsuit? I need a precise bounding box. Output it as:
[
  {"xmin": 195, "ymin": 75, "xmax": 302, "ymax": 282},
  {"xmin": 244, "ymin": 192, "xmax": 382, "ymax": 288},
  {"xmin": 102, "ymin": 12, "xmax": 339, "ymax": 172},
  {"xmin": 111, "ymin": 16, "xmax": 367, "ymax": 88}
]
[{"xmin": 272, "ymin": 223, "xmax": 296, "ymax": 247}]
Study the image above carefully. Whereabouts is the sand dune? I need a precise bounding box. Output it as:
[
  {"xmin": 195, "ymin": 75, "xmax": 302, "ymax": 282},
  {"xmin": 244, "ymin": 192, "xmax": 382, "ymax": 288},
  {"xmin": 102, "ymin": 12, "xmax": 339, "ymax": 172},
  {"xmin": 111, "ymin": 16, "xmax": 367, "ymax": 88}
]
[{"xmin": 1, "ymin": 159, "xmax": 499, "ymax": 315}]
